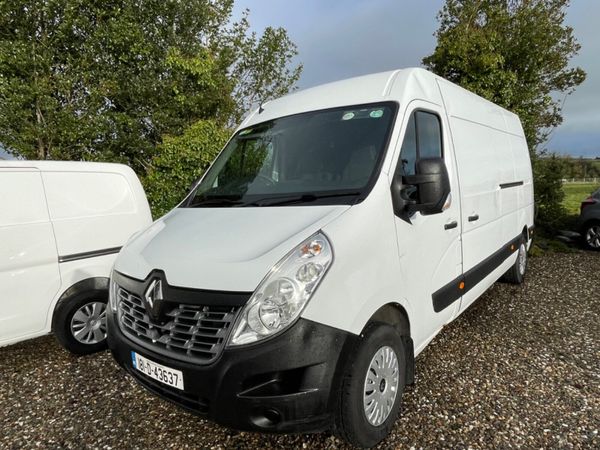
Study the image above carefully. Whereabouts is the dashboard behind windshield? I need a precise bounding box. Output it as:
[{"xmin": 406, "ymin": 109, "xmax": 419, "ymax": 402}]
[{"xmin": 185, "ymin": 102, "xmax": 397, "ymax": 207}]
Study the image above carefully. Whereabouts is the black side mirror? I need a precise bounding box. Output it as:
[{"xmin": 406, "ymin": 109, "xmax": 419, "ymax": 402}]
[{"xmin": 391, "ymin": 157, "xmax": 450, "ymax": 220}]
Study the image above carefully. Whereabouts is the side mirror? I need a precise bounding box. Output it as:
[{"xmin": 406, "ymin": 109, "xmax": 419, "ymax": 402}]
[{"xmin": 391, "ymin": 157, "xmax": 450, "ymax": 219}]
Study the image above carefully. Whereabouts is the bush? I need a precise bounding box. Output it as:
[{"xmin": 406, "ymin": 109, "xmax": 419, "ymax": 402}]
[
  {"xmin": 143, "ymin": 120, "xmax": 231, "ymax": 218},
  {"xmin": 532, "ymin": 154, "xmax": 567, "ymax": 232}
]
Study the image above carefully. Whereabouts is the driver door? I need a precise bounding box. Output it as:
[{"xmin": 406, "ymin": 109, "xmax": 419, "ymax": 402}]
[{"xmin": 391, "ymin": 103, "xmax": 463, "ymax": 349}]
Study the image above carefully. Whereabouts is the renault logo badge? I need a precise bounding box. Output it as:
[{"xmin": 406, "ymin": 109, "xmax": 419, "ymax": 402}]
[{"xmin": 144, "ymin": 278, "xmax": 164, "ymax": 320}]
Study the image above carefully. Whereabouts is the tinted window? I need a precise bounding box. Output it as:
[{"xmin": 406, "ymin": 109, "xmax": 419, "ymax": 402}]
[
  {"xmin": 416, "ymin": 111, "xmax": 442, "ymax": 159},
  {"xmin": 187, "ymin": 104, "xmax": 396, "ymax": 207},
  {"xmin": 397, "ymin": 110, "xmax": 443, "ymax": 177},
  {"xmin": 398, "ymin": 114, "xmax": 417, "ymax": 176}
]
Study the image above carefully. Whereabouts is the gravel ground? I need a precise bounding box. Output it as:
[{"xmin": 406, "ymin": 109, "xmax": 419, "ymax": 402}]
[{"xmin": 1, "ymin": 252, "xmax": 599, "ymax": 449}]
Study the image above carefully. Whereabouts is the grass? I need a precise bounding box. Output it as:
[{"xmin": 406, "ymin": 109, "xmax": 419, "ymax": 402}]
[
  {"xmin": 562, "ymin": 182, "xmax": 600, "ymax": 215},
  {"xmin": 530, "ymin": 182, "xmax": 599, "ymax": 255}
]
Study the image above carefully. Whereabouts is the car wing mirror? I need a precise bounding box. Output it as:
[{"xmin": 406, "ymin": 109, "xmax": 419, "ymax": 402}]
[{"xmin": 391, "ymin": 157, "xmax": 450, "ymax": 220}]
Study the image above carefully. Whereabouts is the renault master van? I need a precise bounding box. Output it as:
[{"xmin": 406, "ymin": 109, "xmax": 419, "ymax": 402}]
[
  {"xmin": 0, "ymin": 161, "xmax": 151, "ymax": 354},
  {"xmin": 107, "ymin": 68, "xmax": 534, "ymax": 448}
]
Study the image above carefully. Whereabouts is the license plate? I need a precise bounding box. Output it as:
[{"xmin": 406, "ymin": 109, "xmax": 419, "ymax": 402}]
[{"xmin": 131, "ymin": 351, "xmax": 184, "ymax": 390}]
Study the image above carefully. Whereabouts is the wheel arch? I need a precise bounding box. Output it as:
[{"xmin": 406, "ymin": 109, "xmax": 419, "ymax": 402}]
[
  {"xmin": 522, "ymin": 225, "xmax": 529, "ymax": 241},
  {"xmin": 51, "ymin": 277, "xmax": 109, "ymax": 332},
  {"xmin": 581, "ymin": 217, "xmax": 600, "ymax": 231},
  {"xmin": 361, "ymin": 303, "xmax": 414, "ymax": 385}
]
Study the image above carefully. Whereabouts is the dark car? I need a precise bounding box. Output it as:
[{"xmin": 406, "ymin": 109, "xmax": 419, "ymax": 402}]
[{"xmin": 578, "ymin": 188, "xmax": 600, "ymax": 250}]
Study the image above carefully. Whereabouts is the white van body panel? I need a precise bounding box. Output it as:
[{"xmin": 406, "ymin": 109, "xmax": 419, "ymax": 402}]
[
  {"xmin": 115, "ymin": 205, "xmax": 349, "ymax": 292},
  {"xmin": 0, "ymin": 161, "xmax": 151, "ymax": 347},
  {"xmin": 0, "ymin": 169, "xmax": 61, "ymax": 344},
  {"xmin": 301, "ymin": 176, "xmax": 405, "ymax": 334}
]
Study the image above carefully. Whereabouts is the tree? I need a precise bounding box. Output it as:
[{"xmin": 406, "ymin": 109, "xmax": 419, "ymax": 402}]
[
  {"xmin": 143, "ymin": 119, "xmax": 230, "ymax": 217},
  {"xmin": 423, "ymin": 0, "xmax": 585, "ymax": 150},
  {"xmin": 423, "ymin": 0, "xmax": 586, "ymax": 230},
  {"xmin": 0, "ymin": 0, "xmax": 300, "ymax": 171}
]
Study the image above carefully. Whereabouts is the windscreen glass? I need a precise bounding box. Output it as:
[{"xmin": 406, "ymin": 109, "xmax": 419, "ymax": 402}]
[{"xmin": 185, "ymin": 103, "xmax": 396, "ymax": 207}]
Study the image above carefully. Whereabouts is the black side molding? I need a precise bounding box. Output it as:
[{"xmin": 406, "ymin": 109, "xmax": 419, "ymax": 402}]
[
  {"xmin": 58, "ymin": 246, "xmax": 122, "ymax": 263},
  {"xmin": 432, "ymin": 234, "xmax": 523, "ymax": 313},
  {"xmin": 499, "ymin": 181, "xmax": 524, "ymax": 189}
]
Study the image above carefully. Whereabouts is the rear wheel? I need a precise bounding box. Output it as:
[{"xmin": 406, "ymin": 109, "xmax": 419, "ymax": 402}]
[
  {"xmin": 335, "ymin": 323, "xmax": 406, "ymax": 448},
  {"xmin": 53, "ymin": 290, "xmax": 108, "ymax": 355},
  {"xmin": 582, "ymin": 221, "xmax": 600, "ymax": 251},
  {"xmin": 501, "ymin": 240, "xmax": 527, "ymax": 284}
]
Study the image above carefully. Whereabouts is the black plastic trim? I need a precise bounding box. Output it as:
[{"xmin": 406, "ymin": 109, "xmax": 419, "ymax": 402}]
[
  {"xmin": 112, "ymin": 270, "xmax": 252, "ymax": 307},
  {"xmin": 499, "ymin": 181, "xmax": 524, "ymax": 189},
  {"xmin": 107, "ymin": 314, "xmax": 355, "ymax": 433},
  {"xmin": 432, "ymin": 234, "xmax": 523, "ymax": 312},
  {"xmin": 52, "ymin": 277, "xmax": 109, "ymax": 332},
  {"xmin": 58, "ymin": 247, "xmax": 121, "ymax": 263},
  {"xmin": 444, "ymin": 221, "xmax": 458, "ymax": 230}
]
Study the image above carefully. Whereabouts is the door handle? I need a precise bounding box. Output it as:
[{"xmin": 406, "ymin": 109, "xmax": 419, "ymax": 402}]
[
  {"xmin": 468, "ymin": 214, "xmax": 479, "ymax": 222},
  {"xmin": 444, "ymin": 221, "xmax": 458, "ymax": 230}
]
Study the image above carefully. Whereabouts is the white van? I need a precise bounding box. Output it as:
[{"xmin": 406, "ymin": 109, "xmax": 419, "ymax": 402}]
[
  {"xmin": 106, "ymin": 68, "xmax": 534, "ymax": 447},
  {"xmin": 0, "ymin": 161, "xmax": 151, "ymax": 354}
]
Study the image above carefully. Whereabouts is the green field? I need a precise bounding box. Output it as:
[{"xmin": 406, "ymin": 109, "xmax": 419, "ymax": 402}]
[{"xmin": 562, "ymin": 183, "xmax": 600, "ymax": 215}]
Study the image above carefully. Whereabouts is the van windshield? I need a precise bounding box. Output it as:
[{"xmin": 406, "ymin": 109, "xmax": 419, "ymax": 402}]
[{"xmin": 185, "ymin": 103, "xmax": 396, "ymax": 207}]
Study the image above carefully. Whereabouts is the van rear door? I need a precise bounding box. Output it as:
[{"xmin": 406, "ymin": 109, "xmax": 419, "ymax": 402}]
[{"xmin": 0, "ymin": 169, "xmax": 61, "ymax": 344}]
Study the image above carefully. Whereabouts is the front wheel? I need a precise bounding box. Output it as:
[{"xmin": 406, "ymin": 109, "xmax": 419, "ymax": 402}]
[
  {"xmin": 53, "ymin": 291, "xmax": 108, "ymax": 355},
  {"xmin": 335, "ymin": 323, "xmax": 406, "ymax": 448}
]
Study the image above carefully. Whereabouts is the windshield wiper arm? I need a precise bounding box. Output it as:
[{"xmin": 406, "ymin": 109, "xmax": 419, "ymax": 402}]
[
  {"xmin": 255, "ymin": 192, "xmax": 362, "ymax": 206},
  {"xmin": 188, "ymin": 197, "xmax": 246, "ymax": 207}
]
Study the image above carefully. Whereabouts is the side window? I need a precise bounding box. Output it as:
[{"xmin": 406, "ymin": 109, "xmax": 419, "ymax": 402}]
[
  {"xmin": 399, "ymin": 114, "xmax": 417, "ymax": 176},
  {"xmin": 416, "ymin": 111, "xmax": 442, "ymax": 159},
  {"xmin": 397, "ymin": 110, "xmax": 443, "ymax": 177}
]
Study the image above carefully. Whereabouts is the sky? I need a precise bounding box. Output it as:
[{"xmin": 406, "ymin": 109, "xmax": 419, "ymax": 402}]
[
  {"xmin": 1, "ymin": 1, "xmax": 596, "ymax": 160},
  {"xmin": 232, "ymin": 0, "xmax": 600, "ymax": 158}
]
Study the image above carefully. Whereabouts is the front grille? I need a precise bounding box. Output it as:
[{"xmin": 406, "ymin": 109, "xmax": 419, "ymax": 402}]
[{"xmin": 117, "ymin": 287, "xmax": 239, "ymax": 364}]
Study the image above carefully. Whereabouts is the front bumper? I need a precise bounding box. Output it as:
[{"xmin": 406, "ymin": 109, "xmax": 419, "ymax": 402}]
[{"xmin": 107, "ymin": 309, "xmax": 355, "ymax": 433}]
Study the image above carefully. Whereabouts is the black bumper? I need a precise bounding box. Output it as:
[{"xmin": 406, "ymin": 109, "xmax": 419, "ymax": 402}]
[{"xmin": 107, "ymin": 309, "xmax": 355, "ymax": 433}]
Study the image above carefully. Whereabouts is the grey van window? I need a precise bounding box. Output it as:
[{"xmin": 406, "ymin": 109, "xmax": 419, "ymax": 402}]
[
  {"xmin": 417, "ymin": 111, "xmax": 442, "ymax": 159},
  {"xmin": 399, "ymin": 114, "xmax": 417, "ymax": 176},
  {"xmin": 186, "ymin": 103, "xmax": 396, "ymax": 207},
  {"xmin": 397, "ymin": 110, "xmax": 442, "ymax": 176}
]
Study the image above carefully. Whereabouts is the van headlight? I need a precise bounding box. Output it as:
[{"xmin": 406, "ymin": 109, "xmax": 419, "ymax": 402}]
[{"xmin": 228, "ymin": 232, "xmax": 333, "ymax": 346}]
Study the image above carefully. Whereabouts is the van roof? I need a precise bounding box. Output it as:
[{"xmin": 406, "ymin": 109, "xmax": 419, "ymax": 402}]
[
  {"xmin": 241, "ymin": 67, "xmax": 521, "ymax": 132},
  {"xmin": 0, "ymin": 160, "xmax": 135, "ymax": 174}
]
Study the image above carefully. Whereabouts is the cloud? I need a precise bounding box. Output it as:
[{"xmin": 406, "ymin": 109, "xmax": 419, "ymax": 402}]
[{"xmin": 233, "ymin": 1, "xmax": 598, "ymax": 156}]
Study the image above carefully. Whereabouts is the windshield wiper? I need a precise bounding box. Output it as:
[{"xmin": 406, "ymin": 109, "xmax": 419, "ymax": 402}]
[
  {"xmin": 253, "ymin": 192, "xmax": 362, "ymax": 207},
  {"xmin": 188, "ymin": 197, "xmax": 246, "ymax": 207}
]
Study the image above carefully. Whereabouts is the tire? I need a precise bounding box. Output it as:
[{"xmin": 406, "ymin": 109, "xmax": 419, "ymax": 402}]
[
  {"xmin": 501, "ymin": 239, "xmax": 527, "ymax": 284},
  {"xmin": 582, "ymin": 221, "xmax": 600, "ymax": 251},
  {"xmin": 52, "ymin": 289, "xmax": 108, "ymax": 355},
  {"xmin": 335, "ymin": 323, "xmax": 406, "ymax": 448}
]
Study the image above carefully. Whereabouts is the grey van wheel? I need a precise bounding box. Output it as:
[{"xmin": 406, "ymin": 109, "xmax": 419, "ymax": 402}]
[
  {"xmin": 53, "ymin": 290, "xmax": 108, "ymax": 355},
  {"xmin": 335, "ymin": 323, "xmax": 405, "ymax": 448}
]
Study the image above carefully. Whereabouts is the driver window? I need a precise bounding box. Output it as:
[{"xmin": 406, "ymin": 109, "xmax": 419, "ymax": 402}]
[{"xmin": 397, "ymin": 110, "xmax": 442, "ymax": 177}]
